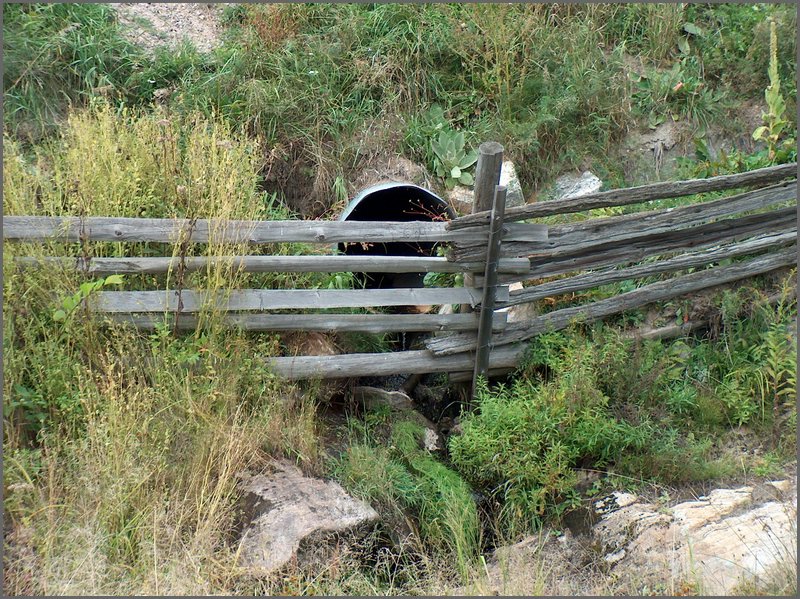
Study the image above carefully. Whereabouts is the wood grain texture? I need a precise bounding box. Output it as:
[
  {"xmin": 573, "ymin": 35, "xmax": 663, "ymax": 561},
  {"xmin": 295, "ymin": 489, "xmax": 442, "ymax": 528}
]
[
  {"xmin": 502, "ymin": 231, "xmax": 797, "ymax": 307},
  {"xmin": 91, "ymin": 286, "xmax": 510, "ymax": 312},
  {"xmin": 266, "ymin": 343, "xmax": 525, "ymax": 379},
  {"xmin": 453, "ymin": 182, "xmax": 796, "ymax": 261},
  {"xmin": 474, "ymin": 185, "xmax": 507, "ymax": 389},
  {"xmin": 427, "ymin": 247, "xmax": 797, "ymax": 355},
  {"xmin": 449, "ymin": 162, "xmax": 797, "ymax": 228},
  {"xmin": 14, "ymin": 255, "xmax": 532, "ymax": 275},
  {"xmin": 3, "ymin": 216, "xmax": 546, "ymax": 244},
  {"xmin": 104, "ymin": 311, "xmax": 508, "ymax": 333}
]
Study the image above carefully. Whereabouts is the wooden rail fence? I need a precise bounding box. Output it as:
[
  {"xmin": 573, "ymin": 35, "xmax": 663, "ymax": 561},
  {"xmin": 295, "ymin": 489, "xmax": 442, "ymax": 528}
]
[{"xmin": 4, "ymin": 144, "xmax": 796, "ymax": 397}]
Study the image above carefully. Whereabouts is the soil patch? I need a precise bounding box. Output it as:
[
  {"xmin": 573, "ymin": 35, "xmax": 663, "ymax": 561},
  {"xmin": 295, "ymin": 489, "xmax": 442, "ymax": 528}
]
[{"xmin": 113, "ymin": 3, "xmax": 225, "ymax": 55}]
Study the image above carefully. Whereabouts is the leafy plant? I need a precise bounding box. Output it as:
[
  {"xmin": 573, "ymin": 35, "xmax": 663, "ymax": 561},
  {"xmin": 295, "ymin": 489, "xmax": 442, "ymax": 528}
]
[
  {"xmin": 450, "ymin": 366, "xmax": 649, "ymax": 537},
  {"xmin": 52, "ymin": 274, "xmax": 125, "ymax": 322},
  {"xmin": 752, "ymin": 19, "xmax": 796, "ymax": 163},
  {"xmin": 431, "ymin": 129, "xmax": 478, "ymax": 189}
]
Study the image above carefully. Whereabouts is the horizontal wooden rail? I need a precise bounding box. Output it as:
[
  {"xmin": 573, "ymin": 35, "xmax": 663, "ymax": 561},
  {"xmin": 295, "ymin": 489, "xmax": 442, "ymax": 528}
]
[
  {"xmin": 106, "ymin": 311, "xmax": 508, "ymax": 333},
  {"xmin": 474, "ymin": 208, "xmax": 796, "ymax": 285},
  {"xmin": 449, "ymin": 368, "xmax": 515, "ymax": 383},
  {"xmin": 2, "ymin": 216, "xmax": 547, "ymax": 245},
  {"xmin": 521, "ymin": 207, "xmax": 796, "ymax": 279},
  {"xmin": 427, "ymin": 247, "xmax": 797, "ymax": 356},
  {"xmin": 502, "ymin": 231, "xmax": 797, "ymax": 307},
  {"xmin": 12, "ymin": 255, "xmax": 531, "ymax": 275},
  {"xmin": 453, "ymin": 181, "xmax": 796, "ymax": 261},
  {"xmin": 449, "ymin": 162, "xmax": 797, "ymax": 228},
  {"xmin": 266, "ymin": 343, "xmax": 526, "ymax": 380},
  {"xmin": 91, "ymin": 286, "xmax": 510, "ymax": 313}
]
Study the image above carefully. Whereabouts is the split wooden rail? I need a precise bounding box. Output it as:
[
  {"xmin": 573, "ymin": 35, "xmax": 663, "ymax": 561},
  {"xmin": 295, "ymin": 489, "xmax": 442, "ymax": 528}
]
[{"xmin": 4, "ymin": 146, "xmax": 797, "ymax": 397}]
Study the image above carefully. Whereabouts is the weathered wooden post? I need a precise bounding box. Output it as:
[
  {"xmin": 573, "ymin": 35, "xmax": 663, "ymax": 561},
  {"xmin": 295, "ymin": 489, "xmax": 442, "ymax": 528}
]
[
  {"xmin": 462, "ymin": 141, "xmax": 504, "ymax": 297},
  {"xmin": 471, "ymin": 184, "xmax": 507, "ymax": 404},
  {"xmin": 458, "ymin": 141, "xmax": 503, "ymax": 405}
]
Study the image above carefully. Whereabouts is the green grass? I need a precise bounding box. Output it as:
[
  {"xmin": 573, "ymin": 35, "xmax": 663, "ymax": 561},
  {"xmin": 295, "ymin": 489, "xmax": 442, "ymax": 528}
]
[
  {"xmin": 7, "ymin": 3, "xmax": 794, "ymax": 205},
  {"xmin": 450, "ymin": 282, "xmax": 797, "ymax": 540},
  {"xmin": 3, "ymin": 3, "xmax": 798, "ymax": 595},
  {"xmin": 2, "ymin": 3, "xmax": 144, "ymax": 143},
  {"xmin": 333, "ymin": 413, "xmax": 480, "ymax": 585}
]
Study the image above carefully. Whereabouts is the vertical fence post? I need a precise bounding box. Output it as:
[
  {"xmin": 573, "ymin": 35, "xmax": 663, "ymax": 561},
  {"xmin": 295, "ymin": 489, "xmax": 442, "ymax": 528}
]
[
  {"xmin": 461, "ymin": 142, "xmax": 504, "ymax": 308},
  {"xmin": 458, "ymin": 141, "xmax": 503, "ymax": 406},
  {"xmin": 471, "ymin": 184, "xmax": 507, "ymax": 404}
]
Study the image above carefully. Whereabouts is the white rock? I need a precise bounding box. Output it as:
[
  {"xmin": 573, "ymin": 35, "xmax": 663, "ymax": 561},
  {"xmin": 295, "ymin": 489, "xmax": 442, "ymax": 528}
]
[
  {"xmin": 552, "ymin": 171, "xmax": 603, "ymax": 200},
  {"xmin": 499, "ymin": 161, "xmax": 525, "ymax": 208},
  {"xmin": 593, "ymin": 477, "xmax": 797, "ymax": 595},
  {"xmin": 236, "ymin": 461, "xmax": 379, "ymax": 576}
]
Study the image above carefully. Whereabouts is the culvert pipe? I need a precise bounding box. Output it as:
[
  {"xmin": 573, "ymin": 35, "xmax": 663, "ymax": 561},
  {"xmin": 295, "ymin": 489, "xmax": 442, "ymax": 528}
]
[{"xmin": 337, "ymin": 182, "xmax": 456, "ymax": 290}]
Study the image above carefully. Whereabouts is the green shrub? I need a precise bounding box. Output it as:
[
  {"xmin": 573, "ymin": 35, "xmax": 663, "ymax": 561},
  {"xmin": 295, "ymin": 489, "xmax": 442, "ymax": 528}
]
[{"xmin": 449, "ymin": 372, "xmax": 648, "ymax": 537}]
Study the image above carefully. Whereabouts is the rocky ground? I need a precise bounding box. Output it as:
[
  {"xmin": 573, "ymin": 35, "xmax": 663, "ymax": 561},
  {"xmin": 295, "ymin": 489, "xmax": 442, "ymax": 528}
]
[
  {"xmin": 233, "ymin": 384, "xmax": 797, "ymax": 596},
  {"xmin": 113, "ymin": 3, "xmax": 225, "ymax": 55}
]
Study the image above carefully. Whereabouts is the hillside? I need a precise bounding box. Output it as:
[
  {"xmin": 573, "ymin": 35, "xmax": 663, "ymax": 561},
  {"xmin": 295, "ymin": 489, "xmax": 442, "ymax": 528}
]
[{"xmin": 2, "ymin": 3, "xmax": 797, "ymax": 596}]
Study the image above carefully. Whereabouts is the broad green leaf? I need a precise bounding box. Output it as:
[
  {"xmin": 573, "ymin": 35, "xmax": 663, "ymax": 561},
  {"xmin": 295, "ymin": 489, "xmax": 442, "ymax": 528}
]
[
  {"xmin": 677, "ymin": 37, "xmax": 690, "ymax": 55},
  {"xmin": 752, "ymin": 126, "xmax": 768, "ymax": 140},
  {"xmin": 460, "ymin": 149, "xmax": 478, "ymax": 168},
  {"xmin": 459, "ymin": 172, "xmax": 474, "ymax": 186},
  {"xmin": 683, "ymin": 22, "xmax": 702, "ymax": 36},
  {"xmin": 104, "ymin": 274, "xmax": 125, "ymax": 286},
  {"xmin": 451, "ymin": 166, "xmax": 462, "ymax": 179},
  {"xmin": 53, "ymin": 309, "xmax": 67, "ymax": 322}
]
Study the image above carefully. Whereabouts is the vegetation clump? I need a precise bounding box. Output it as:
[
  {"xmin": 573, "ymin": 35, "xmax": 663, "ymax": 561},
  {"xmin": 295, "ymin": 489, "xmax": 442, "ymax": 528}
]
[{"xmin": 3, "ymin": 2, "xmax": 797, "ymax": 595}]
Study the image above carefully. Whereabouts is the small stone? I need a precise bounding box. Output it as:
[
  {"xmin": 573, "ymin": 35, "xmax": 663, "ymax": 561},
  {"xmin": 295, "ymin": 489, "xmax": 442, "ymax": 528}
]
[
  {"xmin": 423, "ymin": 428, "xmax": 440, "ymax": 452},
  {"xmin": 766, "ymin": 479, "xmax": 792, "ymax": 494}
]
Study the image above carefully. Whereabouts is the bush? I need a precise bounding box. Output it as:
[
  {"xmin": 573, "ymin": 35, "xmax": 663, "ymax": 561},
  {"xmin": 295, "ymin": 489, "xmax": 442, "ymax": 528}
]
[{"xmin": 450, "ymin": 373, "xmax": 648, "ymax": 538}]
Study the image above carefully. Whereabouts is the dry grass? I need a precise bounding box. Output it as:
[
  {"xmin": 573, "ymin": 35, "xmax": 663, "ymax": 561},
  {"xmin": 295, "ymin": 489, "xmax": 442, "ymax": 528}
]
[{"xmin": 2, "ymin": 105, "xmax": 326, "ymax": 595}]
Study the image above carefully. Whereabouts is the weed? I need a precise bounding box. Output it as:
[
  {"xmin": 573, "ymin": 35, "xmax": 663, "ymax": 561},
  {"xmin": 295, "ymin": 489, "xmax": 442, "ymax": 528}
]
[
  {"xmin": 752, "ymin": 19, "xmax": 796, "ymax": 163},
  {"xmin": 430, "ymin": 129, "xmax": 478, "ymax": 189}
]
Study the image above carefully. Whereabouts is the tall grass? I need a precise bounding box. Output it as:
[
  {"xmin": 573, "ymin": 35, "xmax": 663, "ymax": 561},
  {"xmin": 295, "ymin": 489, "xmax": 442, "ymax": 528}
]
[
  {"xmin": 2, "ymin": 107, "xmax": 325, "ymax": 594},
  {"xmin": 2, "ymin": 3, "xmax": 143, "ymax": 143}
]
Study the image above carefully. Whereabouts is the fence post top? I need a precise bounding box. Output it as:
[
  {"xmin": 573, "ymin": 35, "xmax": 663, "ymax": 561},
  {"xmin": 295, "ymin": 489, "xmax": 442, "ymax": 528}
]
[{"xmin": 479, "ymin": 141, "xmax": 504, "ymax": 155}]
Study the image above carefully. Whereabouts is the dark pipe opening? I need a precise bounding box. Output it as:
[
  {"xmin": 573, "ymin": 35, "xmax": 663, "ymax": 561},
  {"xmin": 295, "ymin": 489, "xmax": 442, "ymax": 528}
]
[{"xmin": 338, "ymin": 183, "xmax": 455, "ymax": 289}]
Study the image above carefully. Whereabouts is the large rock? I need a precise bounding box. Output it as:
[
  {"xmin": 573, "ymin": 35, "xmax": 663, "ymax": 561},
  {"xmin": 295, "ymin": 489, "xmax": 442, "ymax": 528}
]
[
  {"xmin": 551, "ymin": 170, "xmax": 603, "ymax": 200},
  {"xmin": 593, "ymin": 478, "xmax": 797, "ymax": 594},
  {"xmin": 499, "ymin": 160, "xmax": 525, "ymax": 208},
  {"xmin": 449, "ymin": 477, "xmax": 797, "ymax": 595},
  {"xmin": 236, "ymin": 461, "xmax": 379, "ymax": 577}
]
